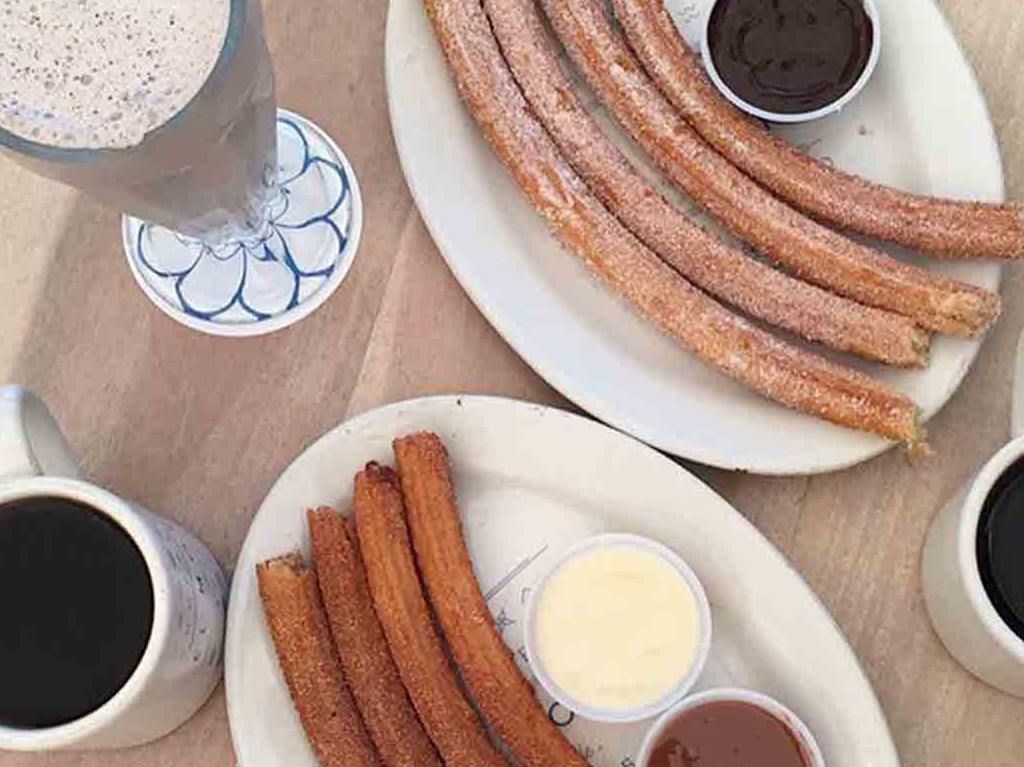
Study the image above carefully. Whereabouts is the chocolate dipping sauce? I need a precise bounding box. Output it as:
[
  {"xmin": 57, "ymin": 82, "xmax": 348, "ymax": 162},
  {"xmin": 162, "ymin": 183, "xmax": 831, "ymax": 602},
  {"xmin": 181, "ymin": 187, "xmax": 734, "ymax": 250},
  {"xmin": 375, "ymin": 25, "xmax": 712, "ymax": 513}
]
[
  {"xmin": 708, "ymin": 0, "xmax": 874, "ymax": 115},
  {"xmin": 648, "ymin": 700, "xmax": 810, "ymax": 767}
]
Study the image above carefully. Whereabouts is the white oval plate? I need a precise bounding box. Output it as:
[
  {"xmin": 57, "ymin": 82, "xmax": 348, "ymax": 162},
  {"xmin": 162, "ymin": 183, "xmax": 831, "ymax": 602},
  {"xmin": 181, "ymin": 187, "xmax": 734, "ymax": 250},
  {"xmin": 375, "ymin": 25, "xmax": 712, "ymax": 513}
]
[
  {"xmin": 385, "ymin": 0, "xmax": 1005, "ymax": 474},
  {"xmin": 226, "ymin": 396, "xmax": 899, "ymax": 767}
]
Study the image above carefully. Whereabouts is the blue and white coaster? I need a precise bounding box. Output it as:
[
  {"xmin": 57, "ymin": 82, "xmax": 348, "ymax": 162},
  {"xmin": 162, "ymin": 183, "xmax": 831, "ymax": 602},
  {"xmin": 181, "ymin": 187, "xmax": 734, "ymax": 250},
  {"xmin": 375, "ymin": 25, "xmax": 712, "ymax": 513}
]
[{"xmin": 123, "ymin": 109, "xmax": 361, "ymax": 337}]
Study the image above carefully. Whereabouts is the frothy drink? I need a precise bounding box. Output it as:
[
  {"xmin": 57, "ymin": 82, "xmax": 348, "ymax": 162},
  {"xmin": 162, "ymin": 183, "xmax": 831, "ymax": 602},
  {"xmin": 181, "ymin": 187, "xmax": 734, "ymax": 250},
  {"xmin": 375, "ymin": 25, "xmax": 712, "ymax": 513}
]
[
  {"xmin": 1, "ymin": 0, "xmax": 230, "ymax": 149},
  {"xmin": 0, "ymin": 0, "xmax": 278, "ymax": 245}
]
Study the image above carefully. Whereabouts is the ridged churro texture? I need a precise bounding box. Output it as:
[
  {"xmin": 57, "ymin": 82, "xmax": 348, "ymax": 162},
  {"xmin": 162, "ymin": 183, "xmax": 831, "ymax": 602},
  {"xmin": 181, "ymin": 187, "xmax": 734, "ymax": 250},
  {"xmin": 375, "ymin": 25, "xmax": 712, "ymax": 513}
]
[
  {"xmin": 614, "ymin": 0, "xmax": 1024, "ymax": 260},
  {"xmin": 537, "ymin": 0, "xmax": 999, "ymax": 336},
  {"xmin": 395, "ymin": 432, "xmax": 590, "ymax": 767},
  {"xmin": 482, "ymin": 0, "xmax": 928, "ymax": 367},
  {"xmin": 307, "ymin": 508, "xmax": 443, "ymax": 767},
  {"xmin": 421, "ymin": 0, "xmax": 922, "ymax": 443},
  {"xmin": 256, "ymin": 554, "xmax": 381, "ymax": 767},
  {"xmin": 352, "ymin": 463, "xmax": 510, "ymax": 767}
]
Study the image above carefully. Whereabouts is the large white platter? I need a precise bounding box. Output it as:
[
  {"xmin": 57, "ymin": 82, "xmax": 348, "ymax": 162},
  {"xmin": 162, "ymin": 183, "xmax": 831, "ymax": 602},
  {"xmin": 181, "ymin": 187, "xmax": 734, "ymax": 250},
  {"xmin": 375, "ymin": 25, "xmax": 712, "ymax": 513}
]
[
  {"xmin": 385, "ymin": 0, "xmax": 1005, "ymax": 474},
  {"xmin": 225, "ymin": 396, "xmax": 899, "ymax": 767}
]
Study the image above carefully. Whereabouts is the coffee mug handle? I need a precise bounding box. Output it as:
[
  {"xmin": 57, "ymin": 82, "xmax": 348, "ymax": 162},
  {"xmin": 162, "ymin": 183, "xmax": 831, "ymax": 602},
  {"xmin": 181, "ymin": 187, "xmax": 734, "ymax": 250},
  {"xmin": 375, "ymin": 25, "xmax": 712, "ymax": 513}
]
[{"xmin": 0, "ymin": 386, "xmax": 81, "ymax": 481}]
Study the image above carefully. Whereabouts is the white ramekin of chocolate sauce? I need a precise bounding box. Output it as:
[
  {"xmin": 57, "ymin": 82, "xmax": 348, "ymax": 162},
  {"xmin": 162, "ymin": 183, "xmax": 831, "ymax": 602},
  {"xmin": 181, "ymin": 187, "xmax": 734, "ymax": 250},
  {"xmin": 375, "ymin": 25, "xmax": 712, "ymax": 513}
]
[
  {"xmin": 637, "ymin": 688, "xmax": 825, "ymax": 767},
  {"xmin": 701, "ymin": 0, "xmax": 880, "ymax": 123}
]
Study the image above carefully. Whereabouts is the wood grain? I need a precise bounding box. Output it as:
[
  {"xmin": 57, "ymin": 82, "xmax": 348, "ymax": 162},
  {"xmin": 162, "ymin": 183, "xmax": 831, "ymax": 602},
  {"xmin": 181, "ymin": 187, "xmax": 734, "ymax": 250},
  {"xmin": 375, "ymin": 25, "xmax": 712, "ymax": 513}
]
[{"xmin": 0, "ymin": 0, "xmax": 1022, "ymax": 764}]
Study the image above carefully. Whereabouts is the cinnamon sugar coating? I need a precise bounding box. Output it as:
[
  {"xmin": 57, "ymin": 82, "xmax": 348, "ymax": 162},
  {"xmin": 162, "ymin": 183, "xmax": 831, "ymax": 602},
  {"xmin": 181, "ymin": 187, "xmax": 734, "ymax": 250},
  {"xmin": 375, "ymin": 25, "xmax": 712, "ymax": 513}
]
[
  {"xmin": 614, "ymin": 0, "xmax": 1024, "ymax": 260},
  {"xmin": 423, "ymin": 0, "xmax": 921, "ymax": 442},
  {"xmin": 483, "ymin": 0, "xmax": 928, "ymax": 366},
  {"xmin": 539, "ymin": 0, "xmax": 1000, "ymax": 336},
  {"xmin": 256, "ymin": 555, "xmax": 381, "ymax": 767}
]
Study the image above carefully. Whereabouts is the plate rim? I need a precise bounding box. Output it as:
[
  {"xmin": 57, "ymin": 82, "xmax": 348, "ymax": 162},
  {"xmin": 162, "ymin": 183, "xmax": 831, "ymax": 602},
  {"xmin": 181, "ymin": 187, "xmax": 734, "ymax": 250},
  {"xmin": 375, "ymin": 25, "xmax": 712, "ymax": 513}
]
[
  {"xmin": 383, "ymin": 0, "xmax": 1005, "ymax": 475},
  {"xmin": 224, "ymin": 394, "xmax": 900, "ymax": 766}
]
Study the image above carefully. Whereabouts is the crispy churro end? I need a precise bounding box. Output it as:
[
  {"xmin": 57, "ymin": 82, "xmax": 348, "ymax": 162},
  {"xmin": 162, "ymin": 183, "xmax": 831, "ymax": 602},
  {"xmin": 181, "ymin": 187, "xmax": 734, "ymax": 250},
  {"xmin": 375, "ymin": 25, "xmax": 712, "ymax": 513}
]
[
  {"xmin": 393, "ymin": 432, "xmax": 448, "ymax": 460},
  {"xmin": 257, "ymin": 551, "xmax": 306, "ymax": 578},
  {"xmin": 964, "ymin": 289, "xmax": 1002, "ymax": 337},
  {"xmin": 308, "ymin": 506, "xmax": 359, "ymax": 560},
  {"xmin": 307, "ymin": 507, "xmax": 344, "ymax": 560},
  {"xmin": 360, "ymin": 461, "xmax": 400, "ymax": 486},
  {"xmin": 307, "ymin": 506, "xmax": 338, "ymax": 527},
  {"xmin": 352, "ymin": 463, "xmax": 403, "ymax": 534}
]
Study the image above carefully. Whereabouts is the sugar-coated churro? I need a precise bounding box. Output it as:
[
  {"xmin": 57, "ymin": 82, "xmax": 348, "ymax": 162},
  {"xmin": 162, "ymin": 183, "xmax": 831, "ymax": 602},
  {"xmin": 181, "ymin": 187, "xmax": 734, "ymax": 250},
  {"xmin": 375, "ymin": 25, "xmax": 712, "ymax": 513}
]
[
  {"xmin": 538, "ymin": 0, "xmax": 999, "ymax": 336},
  {"xmin": 422, "ymin": 0, "xmax": 922, "ymax": 443},
  {"xmin": 482, "ymin": 0, "xmax": 928, "ymax": 367},
  {"xmin": 614, "ymin": 0, "xmax": 1024, "ymax": 260},
  {"xmin": 395, "ymin": 432, "xmax": 589, "ymax": 767},
  {"xmin": 352, "ymin": 464, "xmax": 510, "ymax": 767},
  {"xmin": 256, "ymin": 554, "xmax": 381, "ymax": 767},
  {"xmin": 307, "ymin": 509, "xmax": 443, "ymax": 767}
]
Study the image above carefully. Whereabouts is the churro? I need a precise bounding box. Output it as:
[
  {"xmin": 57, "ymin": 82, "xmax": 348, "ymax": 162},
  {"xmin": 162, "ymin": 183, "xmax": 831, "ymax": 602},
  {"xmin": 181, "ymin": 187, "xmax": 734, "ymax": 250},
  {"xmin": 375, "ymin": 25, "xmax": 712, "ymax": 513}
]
[
  {"xmin": 538, "ymin": 0, "xmax": 999, "ymax": 336},
  {"xmin": 352, "ymin": 464, "xmax": 510, "ymax": 767},
  {"xmin": 422, "ymin": 0, "xmax": 922, "ymax": 443},
  {"xmin": 307, "ymin": 509, "xmax": 443, "ymax": 767},
  {"xmin": 482, "ymin": 0, "xmax": 927, "ymax": 367},
  {"xmin": 395, "ymin": 432, "xmax": 589, "ymax": 767},
  {"xmin": 614, "ymin": 0, "xmax": 1024, "ymax": 260},
  {"xmin": 256, "ymin": 554, "xmax": 381, "ymax": 767}
]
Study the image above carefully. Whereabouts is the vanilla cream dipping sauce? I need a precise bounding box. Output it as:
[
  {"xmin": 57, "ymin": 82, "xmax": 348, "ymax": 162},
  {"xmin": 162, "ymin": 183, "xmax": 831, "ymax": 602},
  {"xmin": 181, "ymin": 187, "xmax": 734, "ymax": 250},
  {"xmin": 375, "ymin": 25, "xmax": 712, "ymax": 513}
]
[{"xmin": 532, "ymin": 540, "xmax": 705, "ymax": 714}]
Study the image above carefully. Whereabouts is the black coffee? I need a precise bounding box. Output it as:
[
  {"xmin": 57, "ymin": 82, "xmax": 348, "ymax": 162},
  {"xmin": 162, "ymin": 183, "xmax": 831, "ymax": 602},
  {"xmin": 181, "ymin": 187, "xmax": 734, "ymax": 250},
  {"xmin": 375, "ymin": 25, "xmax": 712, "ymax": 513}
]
[
  {"xmin": 0, "ymin": 496, "xmax": 154, "ymax": 728},
  {"xmin": 977, "ymin": 460, "xmax": 1024, "ymax": 640}
]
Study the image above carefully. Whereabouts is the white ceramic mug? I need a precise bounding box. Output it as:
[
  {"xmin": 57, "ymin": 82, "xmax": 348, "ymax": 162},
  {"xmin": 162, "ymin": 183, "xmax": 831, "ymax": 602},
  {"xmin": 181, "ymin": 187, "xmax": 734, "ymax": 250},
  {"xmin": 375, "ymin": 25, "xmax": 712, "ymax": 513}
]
[
  {"xmin": 0, "ymin": 386, "xmax": 227, "ymax": 750},
  {"xmin": 921, "ymin": 334, "xmax": 1024, "ymax": 698}
]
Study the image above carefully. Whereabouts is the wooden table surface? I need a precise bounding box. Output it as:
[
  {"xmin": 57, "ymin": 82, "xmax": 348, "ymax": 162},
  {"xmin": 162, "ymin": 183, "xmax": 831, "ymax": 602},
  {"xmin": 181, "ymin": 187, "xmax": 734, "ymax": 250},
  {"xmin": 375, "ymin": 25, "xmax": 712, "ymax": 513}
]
[{"xmin": 2, "ymin": 0, "xmax": 1023, "ymax": 764}]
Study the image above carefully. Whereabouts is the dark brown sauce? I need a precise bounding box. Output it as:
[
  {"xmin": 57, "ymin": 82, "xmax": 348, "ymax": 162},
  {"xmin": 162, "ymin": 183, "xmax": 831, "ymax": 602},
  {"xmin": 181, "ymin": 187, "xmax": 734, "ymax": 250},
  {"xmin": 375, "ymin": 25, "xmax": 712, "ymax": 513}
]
[
  {"xmin": 648, "ymin": 700, "xmax": 810, "ymax": 767},
  {"xmin": 0, "ymin": 497, "xmax": 154, "ymax": 728},
  {"xmin": 977, "ymin": 459, "xmax": 1024, "ymax": 639},
  {"xmin": 708, "ymin": 0, "xmax": 874, "ymax": 115}
]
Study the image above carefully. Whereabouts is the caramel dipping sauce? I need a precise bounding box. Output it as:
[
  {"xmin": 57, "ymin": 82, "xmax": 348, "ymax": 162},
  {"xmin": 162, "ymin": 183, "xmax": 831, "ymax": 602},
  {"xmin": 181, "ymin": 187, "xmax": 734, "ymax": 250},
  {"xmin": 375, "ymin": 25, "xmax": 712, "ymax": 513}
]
[
  {"xmin": 647, "ymin": 700, "xmax": 811, "ymax": 767},
  {"xmin": 707, "ymin": 0, "xmax": 875, "ymax": 115}
]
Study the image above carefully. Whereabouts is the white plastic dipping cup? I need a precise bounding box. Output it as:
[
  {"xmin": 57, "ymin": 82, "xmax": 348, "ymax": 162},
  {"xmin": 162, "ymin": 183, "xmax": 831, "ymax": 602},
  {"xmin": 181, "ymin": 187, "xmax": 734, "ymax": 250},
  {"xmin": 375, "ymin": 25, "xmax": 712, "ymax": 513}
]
[
  {"xmin": 0, "ymin": 386, "xmax": 227, "ymax": 750},
  {"xmin": 700, "ymin": 0, "xmax": 881, "ymax": 124},
  {"xmin": 524, "ymin": 533, "xmax": 712, "ymax": 723},
  {"xmin": 637, "ymin": 688, "xmax": 825, "ymax": 767}
]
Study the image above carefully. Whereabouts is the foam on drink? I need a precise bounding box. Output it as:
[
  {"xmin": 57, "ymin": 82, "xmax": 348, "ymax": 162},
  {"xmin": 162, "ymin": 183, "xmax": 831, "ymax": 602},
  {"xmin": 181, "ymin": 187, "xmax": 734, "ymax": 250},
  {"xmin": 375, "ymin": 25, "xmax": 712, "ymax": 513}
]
[{"xmin": 0, "ymin": 0, "xmax": 230, "ymax": 149}]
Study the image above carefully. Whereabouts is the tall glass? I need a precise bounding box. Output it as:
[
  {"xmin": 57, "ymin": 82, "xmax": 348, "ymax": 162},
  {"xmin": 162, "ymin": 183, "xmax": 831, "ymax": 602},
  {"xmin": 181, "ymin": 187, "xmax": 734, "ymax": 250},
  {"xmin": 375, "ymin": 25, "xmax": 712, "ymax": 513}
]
[
  {"xmin": 0, "ymin": 0, "xmax": 360, "ymax": 335},
  {"xmin": 1, "ymin": 0, "xmax": 276, "ymax": 246}
]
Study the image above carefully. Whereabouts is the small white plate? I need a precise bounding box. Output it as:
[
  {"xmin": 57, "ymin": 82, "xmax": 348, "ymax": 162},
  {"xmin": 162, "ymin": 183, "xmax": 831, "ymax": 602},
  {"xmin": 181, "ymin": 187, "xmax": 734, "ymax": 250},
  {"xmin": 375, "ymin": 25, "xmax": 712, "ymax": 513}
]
[
  {"xmin": 225, "ymin": 396, "xmax": 899, "ymax": 767},
  {"xmin": 124, "ymin": 110, "xmax": 362, "ymax": 337},
  {"xmin": 385, "ymin": 0, "xmax": 1005, "ymax": 474}
]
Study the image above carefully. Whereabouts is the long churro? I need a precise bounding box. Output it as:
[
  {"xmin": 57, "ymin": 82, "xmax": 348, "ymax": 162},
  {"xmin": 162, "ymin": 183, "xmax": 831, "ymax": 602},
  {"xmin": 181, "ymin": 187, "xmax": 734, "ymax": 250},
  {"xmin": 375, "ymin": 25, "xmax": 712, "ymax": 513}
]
[
  {"xmin": 395, "ymin": 432, "xmax": 589, "ymax": 767},
  {"xmin": 538, "ymin": 0, "xmax": 999, "ymax": 336},
  {"xmin": 482, "ymin": 0, "xmax": 927, "ymax": 367},
  {"xmin": 256, "ymin": 554, "xmax": 381, "ymax": 767},
  {"xmin": 614, "ymin": 0, "xmax": 1024, "ymax": 260},
  {"xmin": 307, "ymin": 509, "xmax": 443, "ymax": 767},
  {"xmin": 422, "ymin": 0, "xmax": 922, "ymax": 443},
  {"xmin": 352, "ymin": 464, "xmax": 510, "ymax": 767}
]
